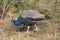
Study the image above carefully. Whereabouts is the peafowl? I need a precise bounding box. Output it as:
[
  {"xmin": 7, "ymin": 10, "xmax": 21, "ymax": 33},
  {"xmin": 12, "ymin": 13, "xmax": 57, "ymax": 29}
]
[
  {"xmin": 11, "ymin": 16, "xmax": 39, "ymax": 32},
  {"xmin": 12, "ymin": 16, "xmax": 36, "ymax": 26},
  {"xmin": 11, "ymin": 10, "xmax": 45, "ymax": 32}
]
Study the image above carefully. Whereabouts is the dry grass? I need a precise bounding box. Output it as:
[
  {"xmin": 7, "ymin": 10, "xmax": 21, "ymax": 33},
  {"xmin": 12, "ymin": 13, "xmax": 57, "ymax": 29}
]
[
  {"xmin": 0, "ymin": 31, "xmax": 57, "ymax": 40},
  {"xmin": 0, "ymin": 15, "xmax": 59, "ymax": 40},
  {"xmin": 0, "ymin": 0, "xmax": 60, "ymax": 39}
]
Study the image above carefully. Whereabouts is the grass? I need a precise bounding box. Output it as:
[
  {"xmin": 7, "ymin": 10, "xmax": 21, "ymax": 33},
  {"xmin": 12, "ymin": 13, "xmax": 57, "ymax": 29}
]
[
  {"xmin": 0, "ymin": 0, "xmax": 60, "ymax": 40},
  {"xmin": 0, "ymin": 10, "xmax": 60, "ymax": 40},
  {"xmin": 0, "ymin": 31, "xmax": 57, "ymax": 40},
  {"xmin": 0, "ymin": 15, "xmax": 59, "ymax": 40}
]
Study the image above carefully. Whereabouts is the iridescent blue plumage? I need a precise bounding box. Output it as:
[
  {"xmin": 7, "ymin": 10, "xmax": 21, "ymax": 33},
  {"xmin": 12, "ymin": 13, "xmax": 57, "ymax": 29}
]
[{"xmin": 12, "ymin": 16, "xmax": 36, "ymax": 26}]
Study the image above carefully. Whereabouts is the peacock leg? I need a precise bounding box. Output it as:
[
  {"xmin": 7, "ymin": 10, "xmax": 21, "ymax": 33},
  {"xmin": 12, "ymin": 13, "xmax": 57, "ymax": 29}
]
[
  {"xmin": 26, "ymin": 26, "xmax": 30, "ymax": 33},
  {"xmin": 34, "ymin": 24, "xmax": 41, "ymax": 32}
]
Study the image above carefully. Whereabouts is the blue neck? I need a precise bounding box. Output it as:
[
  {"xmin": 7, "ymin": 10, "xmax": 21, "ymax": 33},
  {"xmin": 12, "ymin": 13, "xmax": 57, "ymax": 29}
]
[
  {"xmin": 12, "ymin": 16, "xmax": 24, "ymax": 26},
  {"xmin": 13, "ymin": 20, "xmax": 21, "ymax": 26}
]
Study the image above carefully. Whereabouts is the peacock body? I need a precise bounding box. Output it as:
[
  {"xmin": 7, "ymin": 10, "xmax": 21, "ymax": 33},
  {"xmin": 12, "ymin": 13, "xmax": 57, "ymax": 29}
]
[
  {"xmin": 12, "ymin": 16, "xmax": 36, "ymax": 26},
  {"xmin": 11, "ymin": 10, "xmax": 45, "ymax": 32}
]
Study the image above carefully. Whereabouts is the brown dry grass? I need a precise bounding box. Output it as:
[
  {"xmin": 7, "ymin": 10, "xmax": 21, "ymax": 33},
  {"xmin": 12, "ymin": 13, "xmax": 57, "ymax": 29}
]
[{"xmin": 0, "ymin": 15, "xmax": 59, "ymax": 40}]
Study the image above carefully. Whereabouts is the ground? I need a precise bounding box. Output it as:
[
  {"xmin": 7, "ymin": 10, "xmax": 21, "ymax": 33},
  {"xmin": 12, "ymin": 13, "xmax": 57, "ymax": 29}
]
[{"xmin": 0, "ymin": 14, "xmax": 60, "ymax": 40}]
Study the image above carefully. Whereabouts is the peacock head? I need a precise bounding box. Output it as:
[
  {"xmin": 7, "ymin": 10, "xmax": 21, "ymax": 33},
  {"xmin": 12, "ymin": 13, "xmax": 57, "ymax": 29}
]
[
  {"xmin": 11, "ymin": 15, "xmax": 20, "ymax": 26},
  {"xmin": 11, "ymin": 19, "xmax": 15, "ymax": 23}
]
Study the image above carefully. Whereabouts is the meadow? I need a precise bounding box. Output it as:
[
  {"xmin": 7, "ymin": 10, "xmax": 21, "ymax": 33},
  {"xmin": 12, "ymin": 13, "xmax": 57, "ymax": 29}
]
[{"xmin": 0, "ymin": 0, "xmax": 60, "ymax": 40}]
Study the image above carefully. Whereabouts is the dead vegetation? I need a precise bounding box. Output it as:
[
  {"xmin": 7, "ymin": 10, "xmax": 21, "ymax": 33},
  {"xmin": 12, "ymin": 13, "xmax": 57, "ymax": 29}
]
[
  {"xmin": 0, "ymin": 14, "xmax": 59, "ymax": 40},
  {"xmin": 0, "ymin": 0, "xmax": 60, "ymax": 40}
]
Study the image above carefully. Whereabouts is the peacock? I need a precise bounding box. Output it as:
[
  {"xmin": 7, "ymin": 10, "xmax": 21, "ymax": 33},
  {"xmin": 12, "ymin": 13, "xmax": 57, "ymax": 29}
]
[{"xmin": 11, "ymin": 10, "xmax": 45, "ymax": 32}]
